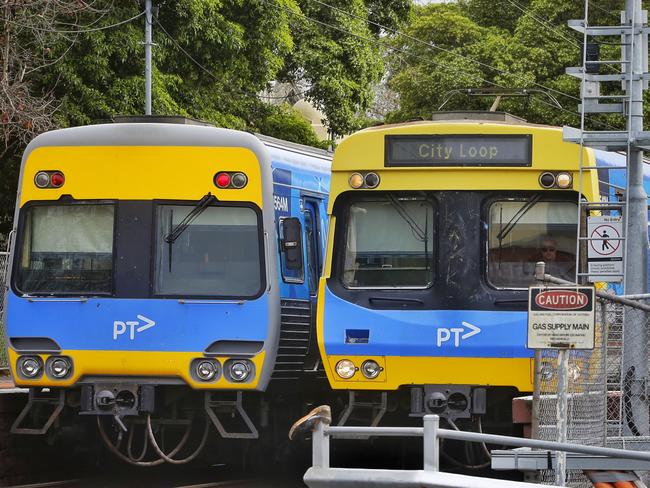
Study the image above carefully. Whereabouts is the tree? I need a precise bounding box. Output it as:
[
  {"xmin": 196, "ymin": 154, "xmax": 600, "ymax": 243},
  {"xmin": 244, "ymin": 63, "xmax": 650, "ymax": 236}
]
[
  {"xmin": 0, "ymin": 0, "xmax": 104, "ymax": 237},
  {"xmin": 385, "ymin": 0, "xmax": 639, "ymax": 131},
  {"xmin": 0, "ymin": 1, "xmax": 103, "ymax": 148},
  {"xmin": 280, "ymin": 0, "xmax": 410, "ymax": 136}
]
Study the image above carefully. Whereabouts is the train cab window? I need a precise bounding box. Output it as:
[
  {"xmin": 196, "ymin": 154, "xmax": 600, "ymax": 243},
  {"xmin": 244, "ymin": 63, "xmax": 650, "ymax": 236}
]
[
  {"xmin": 15, "ymin": 204, "xmax": 115, "ymax": 295},
  {"xmin": 341, "ymin": 195, "xmax": 435, "ymax": 288},
  {"xmin": 487, "ymin": 199, "xmax": 577, "ymax": 288},
  {"xmin": 154, "ymin": 205, "xmax": 262, "ymax": 297}
]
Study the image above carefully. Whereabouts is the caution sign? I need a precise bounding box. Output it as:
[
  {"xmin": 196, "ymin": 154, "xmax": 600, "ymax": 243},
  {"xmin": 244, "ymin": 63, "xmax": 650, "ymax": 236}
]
[
  {"xmin": 587, "ymin": 215, "xmax": 623, "ymax": 282},
  {"xmin": 528, "ymin": 286, "xmax": 595, "ymax": 349}
]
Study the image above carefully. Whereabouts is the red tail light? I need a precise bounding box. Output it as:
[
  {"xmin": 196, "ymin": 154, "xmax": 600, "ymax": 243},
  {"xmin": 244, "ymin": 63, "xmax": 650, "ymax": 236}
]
[
  {"xmin": 215, "ymin": 172, "xmax": 231, "ymax": 188},
  {"xmin": 50, "ymin": 172, "xmax": 65, "ymax": 188}
]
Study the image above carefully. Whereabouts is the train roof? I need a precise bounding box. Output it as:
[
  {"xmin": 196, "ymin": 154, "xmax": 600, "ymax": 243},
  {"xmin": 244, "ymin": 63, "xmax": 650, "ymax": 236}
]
[{"xmin": 23, "ymin": 123, "xmax": 331, "ymax": 169}]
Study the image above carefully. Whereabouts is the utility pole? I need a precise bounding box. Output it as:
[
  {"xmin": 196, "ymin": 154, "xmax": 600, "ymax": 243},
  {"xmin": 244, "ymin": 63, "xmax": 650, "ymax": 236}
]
[
  {"xmin": 621, "ymin": 0, "xmax": 649, "ymax": 438},
  {"xmin": 144, "ymin": 0, "xmax": 153, "ymax": 115},
  {"xmin": 565, "ymin": 0, "xmax": 650, "ymax": 444}
]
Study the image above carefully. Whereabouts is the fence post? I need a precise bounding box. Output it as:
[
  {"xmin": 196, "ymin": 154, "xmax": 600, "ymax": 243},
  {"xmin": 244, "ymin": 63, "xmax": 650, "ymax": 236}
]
[
  {"xmin": 423, "ymin": 414, "xmax": 439, "ymax": 472},
  {"xmin": 312, "ymin": 419, "xmax": 329, "ymax": 469}
]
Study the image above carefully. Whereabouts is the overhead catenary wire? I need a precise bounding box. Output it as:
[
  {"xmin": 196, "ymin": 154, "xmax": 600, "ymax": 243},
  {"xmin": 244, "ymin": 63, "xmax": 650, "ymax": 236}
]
[
  {"xmin": 0, "ymin": 10, "xmax": 145, "ymax": 35},
  {"xmin": 153, "ymin": 15, "xmax": 303, "ymax": 101},
  {"xmin": 262, "ymin": 0, "xmax": 620, "ymax": 130},
  {"xmin": 501, "ymin": 0, "xmax": 582, "ymax": 49},
  {"xmin": 306, "ymin": 0, "xmax": 584, "ymax": 104}
]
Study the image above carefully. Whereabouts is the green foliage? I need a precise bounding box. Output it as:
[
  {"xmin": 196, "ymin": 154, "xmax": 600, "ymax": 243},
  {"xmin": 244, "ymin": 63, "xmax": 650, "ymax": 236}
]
[
  {"xmin": 257, "ymin": 104, "xmax": 329, "ymax": 149},
  {"xmin": 386, "ymin": 0, "xmax": 644, "ymax": 131}
]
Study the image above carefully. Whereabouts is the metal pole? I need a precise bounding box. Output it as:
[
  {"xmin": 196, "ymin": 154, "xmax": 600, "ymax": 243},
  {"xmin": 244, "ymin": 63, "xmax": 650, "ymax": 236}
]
[
  {"xmin": 144, "ymin": 0, "xmax": 153, "ymax": 115},
  {"xmin": 555, "ymin": 349, "xmax": 569, "ymax": 486},
  {"xmin": 622, "ymin": 0, "xmax": 649, "ymax": 437},
  {"xmin": 423, "ymin": 415, "xmax": 439, "ymax": 472},
  {"xmin": 313, "ymin": 419, "xmax": 330, "ymax": 469}
]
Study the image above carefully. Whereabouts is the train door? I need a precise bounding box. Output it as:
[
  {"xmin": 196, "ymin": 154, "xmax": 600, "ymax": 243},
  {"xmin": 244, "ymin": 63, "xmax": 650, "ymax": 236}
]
[
  {"xmin": 302, "ymin": 197, "xmax": 324, "ymax": 371},
  {"xmin": 302, "ymin": 198, "xmax": 322, "ymax": 298}
]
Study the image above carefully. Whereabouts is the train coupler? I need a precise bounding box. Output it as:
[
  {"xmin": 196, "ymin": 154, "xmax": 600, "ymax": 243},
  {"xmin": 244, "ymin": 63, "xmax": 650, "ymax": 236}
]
[
  {"xmin": 410, "ymin": 385, "xmax": 486, "ymax": 420},
  {"xmin": 204, "ymin": 391, "xmax": 259, "ymax": 439},
  {"xmin": 80, "ymin": 383, "xmax": 155, "ymax": 417},
  {"xmin": 11, "ymin": 387, "xmax": 65, "ymax": 435}
]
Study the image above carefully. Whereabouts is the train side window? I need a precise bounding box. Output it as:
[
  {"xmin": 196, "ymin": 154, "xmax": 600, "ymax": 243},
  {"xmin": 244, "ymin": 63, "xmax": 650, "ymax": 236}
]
[
  {"xmin": 279, "ymin": 217, "xmax": 304, "ymax": 283},
  {"xmin": 15, "ymin": 203, "xmax": 115, "ymax": 295},
  {"xmin": 486, "ymin": 199, "xmax": 577, "ymax": 288}
]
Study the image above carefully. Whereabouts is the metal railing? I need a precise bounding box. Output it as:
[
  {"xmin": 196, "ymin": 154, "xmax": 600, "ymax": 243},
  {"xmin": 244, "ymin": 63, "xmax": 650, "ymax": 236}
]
[{"xmin": 303, "ymin": 413, "xmax": 650, "ymax": 488}]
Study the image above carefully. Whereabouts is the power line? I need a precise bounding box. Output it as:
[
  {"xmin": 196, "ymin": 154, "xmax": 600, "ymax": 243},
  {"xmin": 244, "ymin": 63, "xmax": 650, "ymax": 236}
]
[
  {"xmin": 264, "ymin": 0, "xmax": 621, "ymax": 130},
  {"xmin": 307, "ymin": 0, "xmax": 583, "ymax": 103},
  {"xmin": 501, "ymin": 0, "xmax": 582, "ymax": 49},
  {"xmin": 154, "ymin": 16, "xmax": 304, "ymax": 102},
  {"xmin": 0, "ymin": 10, "xmax": 145, "ymax": 35}
]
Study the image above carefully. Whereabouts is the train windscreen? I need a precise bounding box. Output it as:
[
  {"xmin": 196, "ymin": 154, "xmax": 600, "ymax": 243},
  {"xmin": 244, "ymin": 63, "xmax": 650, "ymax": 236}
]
[
  {"xmin": 487, "ymin": 199, "xmax": 577, "ymax": 287},
  {"xmin": 341, "ymin": 194, "xmax": 435, "ymax": 288},
  {"xmin": 15, "ymin": 203, "xmax": 115, "ymax": 295},
  {"xmin": 154, "ymin": 204, "xmax": 262, "ymax": 297}
]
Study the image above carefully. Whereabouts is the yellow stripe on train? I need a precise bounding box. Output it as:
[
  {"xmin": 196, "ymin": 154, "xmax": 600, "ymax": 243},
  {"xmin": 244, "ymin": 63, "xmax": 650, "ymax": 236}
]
[
  {"xmin": 322, "ymin": 355, "xmax": 534, "ymax": 392},
  {"xmin": 8, "ymin": 348, "xmax": 266, "ymax": 390}
]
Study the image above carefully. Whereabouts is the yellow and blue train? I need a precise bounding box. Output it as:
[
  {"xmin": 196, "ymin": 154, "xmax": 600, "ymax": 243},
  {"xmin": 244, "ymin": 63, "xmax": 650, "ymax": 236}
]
[
  {"xmin": 2, "ymin": 117, "xmax": 331, "ymax": 464},
  {"xmin": 316, "ymin": 112, "xmax": 642, "ymax": 441}
]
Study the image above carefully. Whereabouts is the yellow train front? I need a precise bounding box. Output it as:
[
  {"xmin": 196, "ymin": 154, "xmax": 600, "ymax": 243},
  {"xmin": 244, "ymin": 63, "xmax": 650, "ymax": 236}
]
[
  {"xmin": 318, "ymin": 113, "xmax": 599, "ymax": 436},
  {"xmin": 2, "ymin": 118, "xmax": 332, "ymax": 464}
]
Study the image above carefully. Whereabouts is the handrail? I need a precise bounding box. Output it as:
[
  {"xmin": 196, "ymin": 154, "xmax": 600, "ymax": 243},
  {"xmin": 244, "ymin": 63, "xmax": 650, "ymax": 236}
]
[{"xmin": 298, "ymin": 410, "xmax": 650, "ymax": 477}]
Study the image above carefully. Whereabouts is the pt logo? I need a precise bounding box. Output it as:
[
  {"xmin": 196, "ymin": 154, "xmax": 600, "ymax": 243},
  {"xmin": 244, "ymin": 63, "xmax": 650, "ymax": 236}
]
[
  {"xmin": 436, "ymin": 321, "xmax": 481, "ymax": 347},
  {"xmin": 113, "ymin": 315, "xmax": 156, "ymax": 340}
]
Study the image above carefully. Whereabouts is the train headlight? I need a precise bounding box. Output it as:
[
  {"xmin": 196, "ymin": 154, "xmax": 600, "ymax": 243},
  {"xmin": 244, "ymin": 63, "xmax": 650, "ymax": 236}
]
[
  {"xmin": 556, "ymin": 172, "xmax": 572, "ymax": 189},
  {"xmin": 34, "ymin": 172, "xmax": 50, "ymax": 188},
  {"xmin": 349, "ymin": 173, "xmax": 364, "ymax": 189},
  {"xmin": 231, "ymin": 172, "xmax": 248, "ymax": 189},
  {"xmin": 229, "ymin": 360, "xmax": 252, "ymax": 382},
  {"xmin": 335, "ymin": 359, "xmax": 356, "ymax": 379},
  {"xmin": 49, "ymin": 357, "xmax": 72, "ymax": 379},
  {"xmin": 360, "ymin": 360, "xmax": 381, "ymax": 379},
  {"xmin": 196, "ymin": 360, "xmax": 220, "ymax": 381},
  {"xmin": 364, "ymin": 172, "xmax": 380, "ymax": 189},
  {"xmin": 18, "ymin": 356, "xmax": 42, "ymax": 378},
  {"xmin": 539, "ymin": 172, "xmax": 556, "ymax": 189}
]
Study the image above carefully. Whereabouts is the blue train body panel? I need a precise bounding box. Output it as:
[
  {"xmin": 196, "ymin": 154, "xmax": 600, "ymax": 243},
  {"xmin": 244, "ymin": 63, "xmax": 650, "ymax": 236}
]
[
  {"xmin": 322, "ymin": 286, "xmax": 530, "ymax": 358},
  {"xmin": 6, "ymin": 295, "xmax": 268, "ymax": 351}
]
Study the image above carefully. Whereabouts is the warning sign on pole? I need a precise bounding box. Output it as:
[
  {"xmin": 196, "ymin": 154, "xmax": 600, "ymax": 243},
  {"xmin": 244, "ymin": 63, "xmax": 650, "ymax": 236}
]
[
  {"xmin": 528, "ymin": 286, "xmax": 595, "ymax": 349},
  {"xmin": 587, "ymin": 215, "xmax": 623, "ymax": 282}
]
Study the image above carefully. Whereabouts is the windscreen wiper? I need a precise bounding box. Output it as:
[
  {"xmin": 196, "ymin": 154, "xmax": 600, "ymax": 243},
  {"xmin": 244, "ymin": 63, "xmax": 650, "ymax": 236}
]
[
  {"xmin": 496, "ymin": 194, "xmax": 542, "ymax": 243},
  {"xmin": 164, "ymin": 193, "xmax": 217, "ymax": 244}
]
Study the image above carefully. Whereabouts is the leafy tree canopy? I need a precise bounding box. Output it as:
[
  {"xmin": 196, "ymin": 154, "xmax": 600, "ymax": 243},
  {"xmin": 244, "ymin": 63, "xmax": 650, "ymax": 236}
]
[
  {"xmin": 0, "ymin": 0, "xmax": 410, "ymax": 235},
  {"xmin": 386, "ymin": 0, "xmax": 640, "ymax": 131}
]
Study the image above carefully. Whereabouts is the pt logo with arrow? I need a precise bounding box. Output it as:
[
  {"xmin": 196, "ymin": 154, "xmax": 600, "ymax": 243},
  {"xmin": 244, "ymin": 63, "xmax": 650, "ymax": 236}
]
[
  {"xmin": 436, "ymin": 321, "xmax": 481, "ymax": 347},
  {"xmin": 113, "ymin": 315, "xmax": 156, "ymax": 340}
]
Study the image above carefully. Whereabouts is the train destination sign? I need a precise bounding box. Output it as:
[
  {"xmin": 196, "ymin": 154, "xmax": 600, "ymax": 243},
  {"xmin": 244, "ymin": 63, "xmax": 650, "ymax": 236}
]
[
  {"xmin": 527, "ymin": 286, "xmax": 595, "ymax": 350},
  {"xmin": 385, "ymin": 134, "xmax": 532, "ymax": 167}
]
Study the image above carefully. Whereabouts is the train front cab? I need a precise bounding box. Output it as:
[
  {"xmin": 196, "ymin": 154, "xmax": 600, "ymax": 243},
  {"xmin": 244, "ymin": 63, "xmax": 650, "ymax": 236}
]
[
  {"xmin": 1, "ymin": 122, "xmax": 328, "ymax": 458},
  {"xmin": 317, "ymin": 116, "xmax": 600, "ymax": 436}
]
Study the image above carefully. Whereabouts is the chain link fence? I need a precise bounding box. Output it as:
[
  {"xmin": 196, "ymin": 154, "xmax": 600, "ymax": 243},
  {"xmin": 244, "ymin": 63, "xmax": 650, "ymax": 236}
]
[
  {"xmin": 533, "ymin": 295, "xmax": 650, "ymax": 486},
  {"xmin": 0, "ymin": 251, "xmax": 7, "ymax": 370}
]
